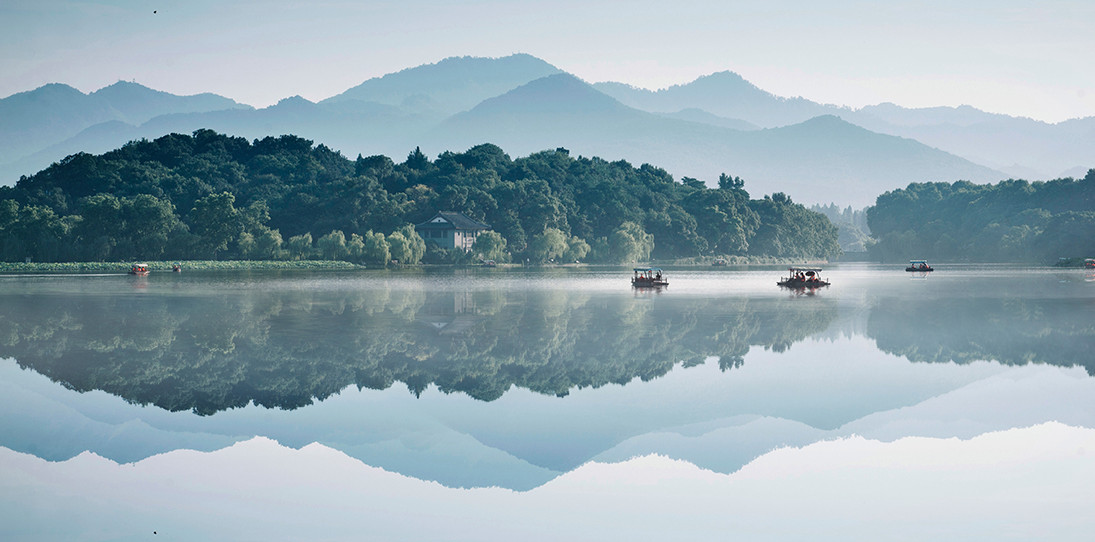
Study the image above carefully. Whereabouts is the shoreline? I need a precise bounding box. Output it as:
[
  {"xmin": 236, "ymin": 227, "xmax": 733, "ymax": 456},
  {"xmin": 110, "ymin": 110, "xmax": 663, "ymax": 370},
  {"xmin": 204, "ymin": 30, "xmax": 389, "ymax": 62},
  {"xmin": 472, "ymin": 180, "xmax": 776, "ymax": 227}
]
[{"xmin": 0, "ymin": 260, "xmax": 362, "ymax": 273}]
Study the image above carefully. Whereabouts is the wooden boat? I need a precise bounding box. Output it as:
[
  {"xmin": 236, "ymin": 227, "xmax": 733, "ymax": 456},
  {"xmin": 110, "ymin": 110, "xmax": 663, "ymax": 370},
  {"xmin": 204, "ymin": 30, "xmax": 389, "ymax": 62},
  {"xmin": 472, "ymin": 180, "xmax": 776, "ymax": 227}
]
[
  {"xmin": 632, "ymin": 267, "xmax": 668, "ymax": 287},
  {"xmin": 906, "ymin": 260, "xmax": 933, "ymax": 272},
  {"xmin": 777, "ymin": 267, "xmax": 829, "ymax": 288},
  {"xmin": 129, "ymin": 263, "xmax": 150, "ymax": 276}
]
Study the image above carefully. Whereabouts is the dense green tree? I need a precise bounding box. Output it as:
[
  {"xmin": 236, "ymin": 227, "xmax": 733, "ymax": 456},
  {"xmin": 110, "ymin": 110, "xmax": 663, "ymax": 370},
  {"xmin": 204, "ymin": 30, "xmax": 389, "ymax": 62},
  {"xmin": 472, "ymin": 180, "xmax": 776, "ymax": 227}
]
[
  {"xmin": 388, "ymin": 225, "xmax": 426, "ymax": 265},
  {"xmin": 562, "ymin": 234, "xmax": 590, "ymax": 263},
  {"xmin": 607, "ymin": 221, "xmax": 654, "ymax": 263},
  {"xmin": 1034, "ymin": 211, "xmax": 1095, "ymax": 262},
  {"xmin": 247, "ymin": 227, "xmax": 283, "ymax": 259},
  {"xmin": 528, "ymin": 228, "xmax": 568, "ymax": 263},
  {"xmin": 404, "ymin": 146, "xmax": 431, "ymax": 172},
  {"xmin": 396, "ymin": 225, "xmax": 426, "ymax": 264},
  {"xmin": 0, "ymin": 130, "xmax": 844, "ymax": 264},
  {"xmin": 188, "ymin": 192, "xmax": 242, "ymax": 257},
  {"xmin": 867, "ymin": 172, "xmax": 1095, "ymax": 262},
  {"xmin": 0, "ymin": 201, "xmax": 70, "ymax": 262},
  {"xmin": 247, "ymin": 226, "xmax": 284, "ymax": 259},
  {"xmin": 472, "ymin": 230, "xmax": 507, "ymax": 262},
  {"xmin": 124, "ymin": 194, "xmax": 177, "ymax": 259},
  {"xmin": 718, "ymin": 173, "xmax": 745, "ymax": 191},
  {"xmin": 346, "ymin": 233, "xmax": 366, "ymax": 262},
  {"xmin": 74, "ymin": 194, "xmax": 123, "ymax": 260},
  {"xmin": 317, "ymin": 230, "xmax": 349, "ymax": 260},
  {"xmin": 387, "ymin": 231, "xmax": 411, "ymax": 264},
  {"xmin": 360, "ymin": 231, "xmax": 391, "ymax": 266},
  {"xmin": 286, "ymin": 233, "xmax": 313, "ymax": 260}
]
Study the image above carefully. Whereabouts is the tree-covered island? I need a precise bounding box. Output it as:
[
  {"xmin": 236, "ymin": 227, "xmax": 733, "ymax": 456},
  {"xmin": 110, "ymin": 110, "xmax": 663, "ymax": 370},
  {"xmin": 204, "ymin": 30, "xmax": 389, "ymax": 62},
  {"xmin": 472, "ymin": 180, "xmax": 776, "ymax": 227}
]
[
  {"xmin": 867, "ymin": 174, "xmax": 1095, "ymax": 263},
  {"xmin": 0, "ymin": 129, "xmax": 840, "ymax": 265}
]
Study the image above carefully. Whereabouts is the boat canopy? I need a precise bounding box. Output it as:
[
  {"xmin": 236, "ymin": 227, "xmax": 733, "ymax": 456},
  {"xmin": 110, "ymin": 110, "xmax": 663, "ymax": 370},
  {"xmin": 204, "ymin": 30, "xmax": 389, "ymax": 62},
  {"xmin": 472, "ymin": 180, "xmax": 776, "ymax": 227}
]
[
  {"xmin": 909, "ymin": 260, "xmax": 928, "ymax": 265},
  {"xmin": 786, "ymin": 267, "xmax": 822, "ymax": 273},
  {"xmin": 633, "ymin": 267, "xmax": 663, "ymax": 273}
]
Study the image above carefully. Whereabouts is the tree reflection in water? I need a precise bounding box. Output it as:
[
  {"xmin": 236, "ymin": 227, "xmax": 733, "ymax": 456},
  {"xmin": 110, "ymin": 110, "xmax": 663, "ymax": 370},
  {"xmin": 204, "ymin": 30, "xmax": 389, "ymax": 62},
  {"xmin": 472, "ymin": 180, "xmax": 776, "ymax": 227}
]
[
  {"xmin": 0, "ymin": 277, "xmax": 837, "ymax": 414},
  {"xmin": 868, "ymin": 295, "xmax": 1095, "ymax": 375}
]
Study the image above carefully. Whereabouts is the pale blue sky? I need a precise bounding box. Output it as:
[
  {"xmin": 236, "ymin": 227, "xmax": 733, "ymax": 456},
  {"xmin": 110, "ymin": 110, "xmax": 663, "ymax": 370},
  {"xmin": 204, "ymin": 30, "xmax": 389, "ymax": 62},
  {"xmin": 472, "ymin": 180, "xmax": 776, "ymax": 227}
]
[{"xmin": 3, "ymin": 0, "xmax": 1093, "ymax": 122}]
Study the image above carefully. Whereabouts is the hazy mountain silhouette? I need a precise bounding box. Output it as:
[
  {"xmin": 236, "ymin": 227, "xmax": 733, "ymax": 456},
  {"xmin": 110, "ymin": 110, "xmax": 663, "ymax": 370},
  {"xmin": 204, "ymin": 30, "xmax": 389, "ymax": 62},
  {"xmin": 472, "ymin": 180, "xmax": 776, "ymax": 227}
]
[
  {"xmin": 853, "ymin": 103, "xmax": 999, "ymax": 127},
  {"xmin": 1, "ymin": 94, "xmax": 440, "ymax": 182},
  {"xmin": 0, "ymin": 84, "xmax": 120, "ymax": 162},
  {"xmin": 322, "ymin": 53, "xmax": 562, "ymax": 117},
  {"xmin": 89, "ymin": 81, "xmax": 248, "ymax": 125},
  {"xmin": 432, "ymin": 74, "xmax": 1003, "ymax": 206},
  {"xmin": 841, "ymin": 106, "xmax": 1095, "ymax": 179},
  {"xmin": 594, "ymin": 72, "xmax": 837, "ymax": 128},
  {"xmin": 0, "ymin": 82, "xmax": 246, "ymax": 166},
  {"xmin": 657, "ymin": 108, "xmax": 759, "ymax": 131},
  {"xmin": 0, "ymin": 55, "xmax": 558, "ymax": 183},
  {"xmin": 595, "ymin": 73, "xmax": 1094, "ymax": 180},
  {"xmin": 11, "ymin": 54, "xmax": 1086, "ymax": 205}
]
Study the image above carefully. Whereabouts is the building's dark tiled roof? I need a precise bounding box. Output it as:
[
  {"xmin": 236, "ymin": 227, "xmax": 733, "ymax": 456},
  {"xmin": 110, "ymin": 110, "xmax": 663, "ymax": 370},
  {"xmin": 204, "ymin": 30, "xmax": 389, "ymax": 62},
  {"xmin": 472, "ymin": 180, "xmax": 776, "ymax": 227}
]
[{"xmin": 415, "ymin": 211, "xmax": 491, "ymax": 231}]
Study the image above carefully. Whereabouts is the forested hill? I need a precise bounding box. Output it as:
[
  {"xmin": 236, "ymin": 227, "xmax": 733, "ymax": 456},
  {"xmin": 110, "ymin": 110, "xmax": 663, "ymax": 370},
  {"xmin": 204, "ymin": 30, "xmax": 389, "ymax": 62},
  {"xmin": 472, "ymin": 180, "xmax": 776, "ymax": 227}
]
[
  {"xmin": 866, "ymin": 174, "xmax": 1095, "ymax": 263},
  {"xmin": 0, "ymin": 130, "xmax": 839, "ymax": 264}
]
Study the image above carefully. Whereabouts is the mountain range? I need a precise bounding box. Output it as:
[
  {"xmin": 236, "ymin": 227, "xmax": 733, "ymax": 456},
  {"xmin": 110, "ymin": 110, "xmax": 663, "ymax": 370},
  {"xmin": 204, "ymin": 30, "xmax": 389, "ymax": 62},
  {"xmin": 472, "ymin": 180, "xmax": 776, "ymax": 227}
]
[{"xmin": 2, "ymin": 54, "xmax": 1092, "ymax": 206}]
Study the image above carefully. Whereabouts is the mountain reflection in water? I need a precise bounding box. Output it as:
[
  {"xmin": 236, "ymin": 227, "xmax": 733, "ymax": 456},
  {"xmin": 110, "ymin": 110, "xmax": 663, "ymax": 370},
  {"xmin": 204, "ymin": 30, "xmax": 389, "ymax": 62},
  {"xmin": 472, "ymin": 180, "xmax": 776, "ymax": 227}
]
[{"xmin": 1, "ymin": 267, "xmax": 1094, "ymax": 493}]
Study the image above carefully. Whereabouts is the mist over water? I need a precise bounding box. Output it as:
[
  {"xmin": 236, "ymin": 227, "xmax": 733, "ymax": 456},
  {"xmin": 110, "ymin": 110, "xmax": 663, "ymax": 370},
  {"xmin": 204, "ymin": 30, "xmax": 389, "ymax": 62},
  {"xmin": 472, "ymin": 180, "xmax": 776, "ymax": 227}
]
[{"xmin": 1, "ymin": 264, "xmax": 1093, "ymax": 539}]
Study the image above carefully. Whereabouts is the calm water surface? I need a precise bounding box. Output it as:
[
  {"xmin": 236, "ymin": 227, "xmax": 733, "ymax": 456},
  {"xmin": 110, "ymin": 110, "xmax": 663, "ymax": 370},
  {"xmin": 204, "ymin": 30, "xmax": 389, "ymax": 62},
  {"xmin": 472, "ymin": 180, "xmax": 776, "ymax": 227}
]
[{"xmin": 2, "ymin": 264, "xmax": 1093, "ymax": 540}]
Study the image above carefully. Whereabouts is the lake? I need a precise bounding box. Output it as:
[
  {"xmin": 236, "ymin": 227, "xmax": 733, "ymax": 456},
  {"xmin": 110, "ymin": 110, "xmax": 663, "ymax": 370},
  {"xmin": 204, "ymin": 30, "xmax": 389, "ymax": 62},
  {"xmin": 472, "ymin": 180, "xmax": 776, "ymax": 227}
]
[{"xmin": 2, "ymin": 264, "xmax": 1094, "ymax": 541}]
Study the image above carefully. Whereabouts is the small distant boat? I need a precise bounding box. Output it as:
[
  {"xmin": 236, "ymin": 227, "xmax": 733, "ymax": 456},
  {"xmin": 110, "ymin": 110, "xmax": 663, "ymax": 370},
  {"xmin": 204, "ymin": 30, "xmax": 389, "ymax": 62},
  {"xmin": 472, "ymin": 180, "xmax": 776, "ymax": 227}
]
[
  {"xmin": 906, "ymin": 260, "xmax": 933, "ymax": 272},
  {"xmin": 129, "ymin": 263, "xmax": 150, "ymax": 276},
  {"xmin": 777, "ymin": 266, "xmax": 829, "ymax": 288},
  {"xmin": 481, "ymin": 260, "xmax": 497, "ymax": 268},
  {"xmin": 1086, "ymin": 258, "xmax": 1095, "ymax": 269},
  {"xmin": 632, "ymin": 267, "xmax": 668, "ymax": 287},
  {"xmin": 712, "ymin": 258, "xmax": 728, "ymax": 266},
  {"xmin": 172, "ymin": 263, "xmax": 182, "ymax": 272}
]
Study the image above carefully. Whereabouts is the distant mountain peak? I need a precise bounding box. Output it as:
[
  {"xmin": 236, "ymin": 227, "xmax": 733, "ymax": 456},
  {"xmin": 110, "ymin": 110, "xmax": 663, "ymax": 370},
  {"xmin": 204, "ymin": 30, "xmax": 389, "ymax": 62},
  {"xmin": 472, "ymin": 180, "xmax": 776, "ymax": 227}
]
[
  {"xmin": 468, "ymin": 73, "xmax": 626, "ymax": 115},
  {"xmin": 694, "ymin": 70, "xmax": 750, "ymax": 84},
  {"xmin": 275, "ymin": 95, "xmax": 315, "ymax": 106},
  {"xmin": 429, "ymin": 53, "xmax": 551, "ymax": 69},
  {"xmin": 800, "ymin": 114, "xmax": 849, "ymax": 126},
  {"xmin": 91, "ymin": 80, "xmax": 166, "ymax": 99},
  {"xmin": 266, "ymin": 95, "xmax": 318, "ymax": 115},
  {"xmin": 671, "ymin": 70, "xmax": 765, "ymax": 94},
  {"xmin": 6, "ymin": 83, "xmax": 85, "ymax": 101},
  {"xmin": 323, "ymin": 54, "xmax": 563, "ymax": 115},
  {"xmin": 787, "ymin": 115, "xmax": 878, "ymax": 137},
  {"xmin": 95, "ymin": 80, "xmax": 154, "ymax": 91}
]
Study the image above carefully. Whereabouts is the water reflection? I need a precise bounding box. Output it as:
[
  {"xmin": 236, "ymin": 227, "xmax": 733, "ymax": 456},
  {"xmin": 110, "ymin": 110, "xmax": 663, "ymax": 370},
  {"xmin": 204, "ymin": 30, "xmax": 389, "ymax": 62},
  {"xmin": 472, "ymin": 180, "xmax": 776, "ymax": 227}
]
[
  {"xmin": 1, "ymin": 268, "xmax": 1094, "ymax": 492},
  {"xmin": 869, "ymin": 296, "xmax": 1095, "ymax": 374},
  {"xmin": 0, "ymin": 273, "xmax": 837, "ymax": 414}
]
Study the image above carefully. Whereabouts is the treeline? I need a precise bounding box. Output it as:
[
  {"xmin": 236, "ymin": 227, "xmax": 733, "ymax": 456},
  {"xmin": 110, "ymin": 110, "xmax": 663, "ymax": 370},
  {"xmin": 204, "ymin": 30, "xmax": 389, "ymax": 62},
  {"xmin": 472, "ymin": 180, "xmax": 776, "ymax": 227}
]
[
  {"xmin": 810, "ymin": 203, "xmax": 871, "ymax": 253},
  {"xmin": 866, "ymin": 174, "xmax": 1095, "ymax": 263},
  {"xmin": 0, "ymin": 129, "xmax": 840, "ymax": 264}
]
